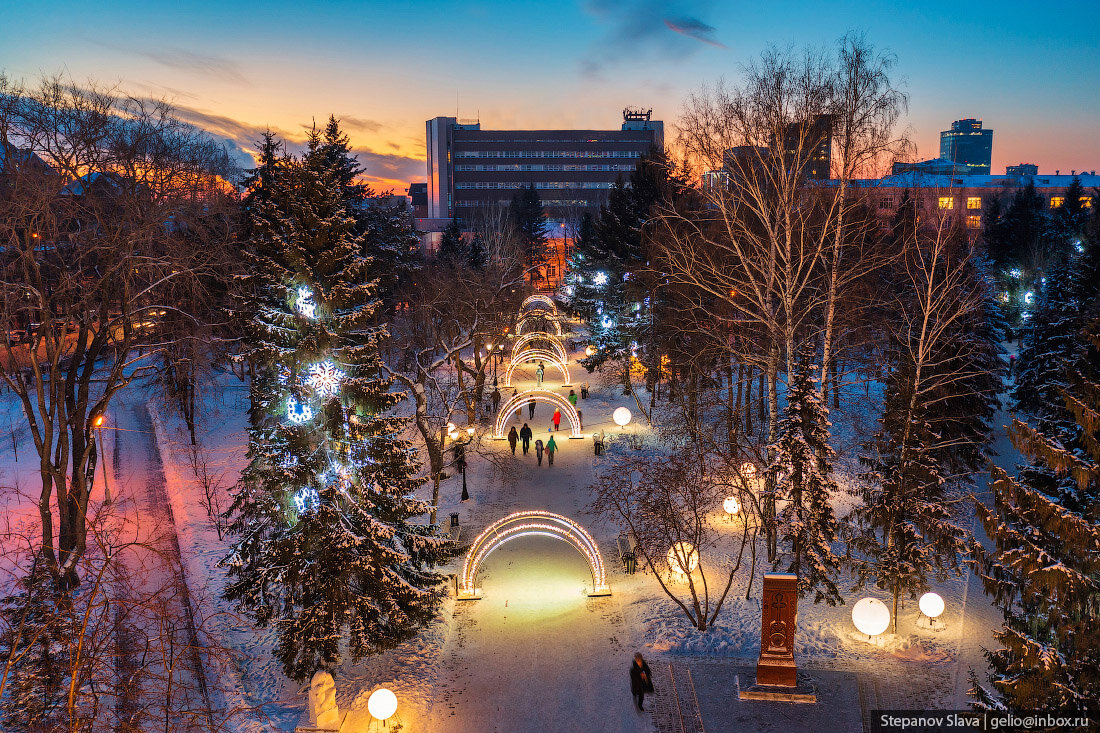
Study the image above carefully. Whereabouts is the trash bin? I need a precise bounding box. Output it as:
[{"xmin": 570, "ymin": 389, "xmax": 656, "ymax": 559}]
[{"xmin": 449, "ymin": 512, "xmax": 460, "ymax": 529}]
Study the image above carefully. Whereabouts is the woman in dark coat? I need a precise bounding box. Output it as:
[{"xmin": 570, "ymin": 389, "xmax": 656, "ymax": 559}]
[
  {"xmin": 630, "ymin": 653, "xmax": 653, "ymax": 711},
  {"xmin": 507, "ymin": 426, "xmax": 519, "ymax": 455}
]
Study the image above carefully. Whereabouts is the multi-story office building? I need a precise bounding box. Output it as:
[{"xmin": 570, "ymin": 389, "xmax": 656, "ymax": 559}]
[
  {"xmin": 939, "ymin": 118, "xmax": 993, "ymax": 175},
  {"xmin": 425, "ymin": 109, "xmax": 664, "ymax": 222}
]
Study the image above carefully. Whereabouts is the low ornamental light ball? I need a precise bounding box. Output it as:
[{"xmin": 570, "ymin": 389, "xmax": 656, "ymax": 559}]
[
  {"xmin": 667, "ymin": 542, "xmax": 699, "ymax": 575},
  {"xmin": 740, "ymin": 461, "xmax": 757, "ymax": 479},
  {"xmin": 613, "ymin": 407, "xmax": 632, "ymax": 427},
  {"xmin": 852, "ymin": 597, "xmax": 891, "ymax": 636},
  {"xmin": 919, "ymin": 592, "xmax": 945, "ymax": 619},
  {"xmin": 723, "ymin": 496, "xmax": 741, "ymax": 515},
  {"xmin": 367, "ymin": 688, "xmax": 398, "ymax": 720},
  {"xmin": 585, "ymin": 344, "xmax": 597, "ymax": 357}
]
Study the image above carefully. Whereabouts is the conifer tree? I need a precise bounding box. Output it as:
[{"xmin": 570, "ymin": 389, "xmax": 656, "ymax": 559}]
[
  {"xmin": 224, "ymin": 130, "xmax": 457, "ymax": 682},
  {"xmin": 0, "ymin": 556, "xmax": 74, "ymax": 730},
  {"xmin": 435, "ymin": 215, "xmax": 485, "ymax": 270},
  {"xmin": 508, "ymin": 184, "xmax": 548, "ymax": 285},
  {"xmin": 970, "ymin": 321, "xmax": 1100, "ymax": 713},
  {"xmin": 770, "ymin": 346, "xmax": 842, "ymax": 604}
]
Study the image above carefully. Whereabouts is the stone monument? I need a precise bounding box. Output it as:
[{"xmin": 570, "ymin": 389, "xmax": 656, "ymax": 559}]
[
  {"xmin": 295, "ymin": 670, "xmax": 346, "ymax": 732},
  {"xmin": 740, "ymin": 572, "xmax": 816, "ymax": 702}
]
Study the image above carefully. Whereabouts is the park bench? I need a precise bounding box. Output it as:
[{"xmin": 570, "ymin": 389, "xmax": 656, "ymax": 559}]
[{"xmin": 617, "ymin": 531, "xmax": 637, "ymax": 574}]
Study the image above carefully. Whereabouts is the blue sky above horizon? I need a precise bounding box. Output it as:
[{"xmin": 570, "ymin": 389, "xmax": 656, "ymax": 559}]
[{"xmin": 2, "ymin": 0, "xmax": 1098, "ymax": 189}]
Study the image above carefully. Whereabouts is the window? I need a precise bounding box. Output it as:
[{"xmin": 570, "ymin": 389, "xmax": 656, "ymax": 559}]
[
  {"xmin": 878, "ymin": 197, "xmax": 892, "ymax": 209},
  {"xmin": 1081, "ymin": 196, "xmax": 1093, "ymax": 209},
  {"xmin": 967, "ymin": 196, "xmax": 981, "ymax": 209},
  {"xmin": 967, "ymin": 215, "xmax": 981, "ymax": 229},
  {"xmin": 1050, "ymin": 196, "xmax": 1064, "ymax": 208},
  {"xmin": 938, "ymin": 196, "xmax": 954, "ymax": 209}
]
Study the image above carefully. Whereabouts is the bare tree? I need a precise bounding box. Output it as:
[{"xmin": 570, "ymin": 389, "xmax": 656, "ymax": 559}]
[
  {"xmin": 386, "ymin": 253, "xmax": 523, "ymax": 523},
  {"xmin": 0, "ymin": 75, "xmax": 236, "ymax": 587},
  {"xmin": 590, "ymin": 449, "xmax": 758, "ymax": 630}
]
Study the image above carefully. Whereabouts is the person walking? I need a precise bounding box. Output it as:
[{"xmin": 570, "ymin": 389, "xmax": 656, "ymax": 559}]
[
  {"xmin": 535, "ymin": 438, "xmax": 544, "ymax": 466},
  {"xmin": 546, "ymin": 434, "xmax": 557, "ymax": 466},
  {"xmin": 577, "ymin": 409, "xmax": 583, "ymax": 430},
  {"xmin": 593, "ymin": 431, "xmax": 601, "ymax": 456},
  {"xmin": 536, "ymin": 362, "xmax": 545, "ymax": 387},
  {"xmin": 507, "ymin": 425, "xmax": 519, "ymax": 455},
  {"xmin": 528, "ymin": 398, "xmax": 536, "ymax": 419},
  {"xmin": 491, "ymin": 387, "xmax": 501, "ymax": 415},
  {"xmin": 520, "ymin": 422, "xmax": 532, "ymax": 455},
  {"xmin": 568, "ymin": 389, "xmax": 577, "ymax": 406},
  {"xmin": 552, "ymin": 407, "xmax": 562, "ymax": 432},
  {"xmin": 581, "ymin": 380, "xmax": 590, "ymax": 399},
  {"xmin": 630, "ymin": 653, "xmax": 654, "ymax": 711}
]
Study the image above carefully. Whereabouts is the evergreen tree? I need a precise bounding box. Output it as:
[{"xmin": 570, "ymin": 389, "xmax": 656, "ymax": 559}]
[
  {"xmin": 1052, "ymin": 176, "xmax": 1089, "ymax": 245},
  {"xmin": 0, "ymin": 556, "xmax": 74, "ymax": 730},
  {"xmin": 316, "ymin": 115, "xmax": 368, "ymax": 216},
  {"xmin": 435, "ymin": 216, "xmax": 485, "ymax": 270},
  {"xmin": 508, "ymin": 184, "xmax": 548, "ymax": 285},
  {"xmin": 224, "ymin": 131, "xmax": 457, "ymax": 682},
  {"xmin": 970, "ymin": 321, "xmax": 1100, "ymax": 713},
  {"xmin": 770, "ymin": 346, "xmax": 842, "ymax": 605}
]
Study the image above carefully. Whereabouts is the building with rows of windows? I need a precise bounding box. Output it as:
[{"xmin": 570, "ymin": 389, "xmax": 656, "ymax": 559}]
[{"xmin": 425, "ymin": 110, "xmax": 663, "ymax": 222}]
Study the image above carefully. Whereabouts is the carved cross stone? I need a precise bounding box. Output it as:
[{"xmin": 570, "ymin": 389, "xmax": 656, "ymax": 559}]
[{"xmin": 756, "ymin": 572, "xmax": 798, "ymax": 687}]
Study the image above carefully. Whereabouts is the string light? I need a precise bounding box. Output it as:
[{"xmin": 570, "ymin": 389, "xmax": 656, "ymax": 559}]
[
  {"xmin": 460, "ymin": 510, "xmax": 609, "ymax": 597},
  {"xmin": 293, "ymin": 486, "xmax": 320, "ymax": 514},
  {"xmin": 294, "ymin": 286, "xmax": 317, "ymax": 319},
  {"xmin": 493, "ymin": 389, "xmax": 582, "ymax": 438},
  {"xmin": 286, "ymin": 396, "xmax": 313, "ymax": 424},
  {"xmin": 503, "ymin": 349, "xmax": 571, "ymax": 386},
  {"xmin": 307, "ymin": 360, "xmax": 345, "ymax": 397}
]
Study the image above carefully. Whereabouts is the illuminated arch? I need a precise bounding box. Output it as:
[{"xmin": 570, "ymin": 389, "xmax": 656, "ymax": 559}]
[
  {"xmin": 521, "ymin": 294, "xmax": 557, "ymax": 312},
  {"xmin": 512, "ymin": 331, "xmax": 568, "ymax": 364},
  {"xmin": 493, "ymin": 389, "xmax": 583, "ymax": 438},
  {"xmin": 504, "ymin": 349, "xmax": 571, "ymax": 387},
  {"xmin": 458, "ymin": 510, "xmax": 610, "ymax": 599},
  {"xmin": 516, "ymin": 311, "xmax": 564, "ymax": 336}
]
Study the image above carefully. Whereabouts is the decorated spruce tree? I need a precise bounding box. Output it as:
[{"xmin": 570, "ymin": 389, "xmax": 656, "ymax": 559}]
[
  {"xmin": 224, "ymin": 129, "xmax": 457, "ymax": 682},
  {"xmin": 770, "ymin": 346, "xmax": 842, "ymax": 605}
]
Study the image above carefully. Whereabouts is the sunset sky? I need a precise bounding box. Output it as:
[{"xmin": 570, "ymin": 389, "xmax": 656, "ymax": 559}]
[{"xmin": 3, "ymin": 1, "xmax": 1098, "ymax": 190}]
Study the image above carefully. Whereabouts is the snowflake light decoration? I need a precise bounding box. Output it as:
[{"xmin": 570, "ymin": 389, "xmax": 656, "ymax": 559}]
[
  {"xmin": 295, "ymin": 286, "xmax": 317, "ymax": 319},
  {"xmin": 593, "ymin": 271, "xmax": 609, "ymax": 286},
  {"xmin": 278, "ymin": 452, "xmax": 299, "ymax": 469},
  {"xmin": 286, "ymin": 396, "xmax": 314, "ymax": 424},
  {"xmin": 293, "ymin": 486, "xmax": 320, "ymax": 514},
  {"xmin": 307, "ymin": 360, "xmax": 345, "ymax": 397}
]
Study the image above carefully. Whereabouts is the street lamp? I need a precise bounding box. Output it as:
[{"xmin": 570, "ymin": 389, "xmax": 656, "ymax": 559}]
[
  {"xmin": 93, "ymin": 414, "xmax": 111, "ymax": 505},
  {"xmin": 449, "ymin": 425, "xmax": 476, "ymax": 501}
]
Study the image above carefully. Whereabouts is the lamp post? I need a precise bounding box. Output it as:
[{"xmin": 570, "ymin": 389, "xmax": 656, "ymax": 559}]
[
  {"xmin": 448, "ymin": 425, "xmax": 476, "ymax": 501},
  {"xmin": 93, "ymin": 414, "xmax": 111, "ymax": 505}
]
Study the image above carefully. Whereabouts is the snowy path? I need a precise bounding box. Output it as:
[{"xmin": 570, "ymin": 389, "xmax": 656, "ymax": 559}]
[{"xmin": 108, "ymin": 397, "xmax": 214, "ymax": 730}]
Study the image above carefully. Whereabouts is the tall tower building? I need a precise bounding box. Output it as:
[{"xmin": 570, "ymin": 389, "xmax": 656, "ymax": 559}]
[{"xmin": 939, "ymin": 119, "xmax": 992, "ymax": 175}]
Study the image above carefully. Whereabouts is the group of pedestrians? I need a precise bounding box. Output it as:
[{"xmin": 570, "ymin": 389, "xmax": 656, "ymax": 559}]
[{"xmin": 506, "ymin": 423, "xmax": 557, "ymax": 466}]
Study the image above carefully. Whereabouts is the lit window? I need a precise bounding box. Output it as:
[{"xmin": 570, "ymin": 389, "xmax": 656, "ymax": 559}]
[
  {"xmin": 967, "ymin": 215, "xmax": 981, "ymax": 229},
  {"xmin": 1081, "ymin": 196, "xmax": 1093, "ymax": 209},
  {"xmin": 967, "ymin": 196, "xmax": 981, "ymax": 209},
  {"xmin": 1050, "ymin": 196, "xmax": 1064, "ymax": 208},
  {"xmin": 938, "ymin": 196, "xmax": 954, "ymax": 209}
]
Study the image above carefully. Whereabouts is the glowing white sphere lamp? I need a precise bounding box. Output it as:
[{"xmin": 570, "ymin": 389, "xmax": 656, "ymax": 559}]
[
  {"xmin": 585, "ymin": 344, "xmax": 597, "ymax": 357},
  {"xmin": 852, "ymin": 597, "xmax": 890, "ymax": 637},
  {"xmin": 723, "ymin": 496, "xmax": 741, "ymax": 517},
  {"xmin": 367, "ymin": 688, "xmax": 398, "ymax": 721},
  {"xmin": 919, "ymin": 592, "xmax": 945, "ymax": 620},
  {"xmin": 667, "ymin": 542, "xmax": 699, "ymax": 575},
  {"xmin": 613, "ymin": 407, "xmax": 632, "ymax": 427}
]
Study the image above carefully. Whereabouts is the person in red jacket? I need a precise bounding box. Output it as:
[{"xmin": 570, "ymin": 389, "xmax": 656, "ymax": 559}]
[{"xmin": 552, "ymin": 407, "xmax": 562, "ymax": 431}]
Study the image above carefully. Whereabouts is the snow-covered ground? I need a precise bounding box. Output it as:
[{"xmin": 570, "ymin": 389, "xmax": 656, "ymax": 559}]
[{"xmin": 0, "ymin": 335, "xmax": 1023, "ymax": 731}]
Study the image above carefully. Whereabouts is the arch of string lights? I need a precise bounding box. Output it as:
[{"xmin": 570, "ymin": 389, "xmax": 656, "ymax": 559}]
[
  {"xmin": 516, "ymin": 310, "xmax": 564, "ymax": 336},
  {"xmin": 521, "ymin": 294, "xmax": 557, "ymax": 312},
  {"xmin": 493, "ymin": 389, "xmax": 583, "ymax": 438},
  {"xmin": 504, "ymin": 348, "xmax": 571, "ymax": 387},
  {"xmin": 458, "ymin": 510, "xmax": 610, "ymax": 599},
  {"xmin": 512, "ymin": 331, "xmax": 568, "ymax": 364}
]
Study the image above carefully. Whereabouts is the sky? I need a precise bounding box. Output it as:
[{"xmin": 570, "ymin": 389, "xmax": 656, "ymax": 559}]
[{"xmin": 2, "ymin": 0, "xmax": 1098, "ymax": 190}]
